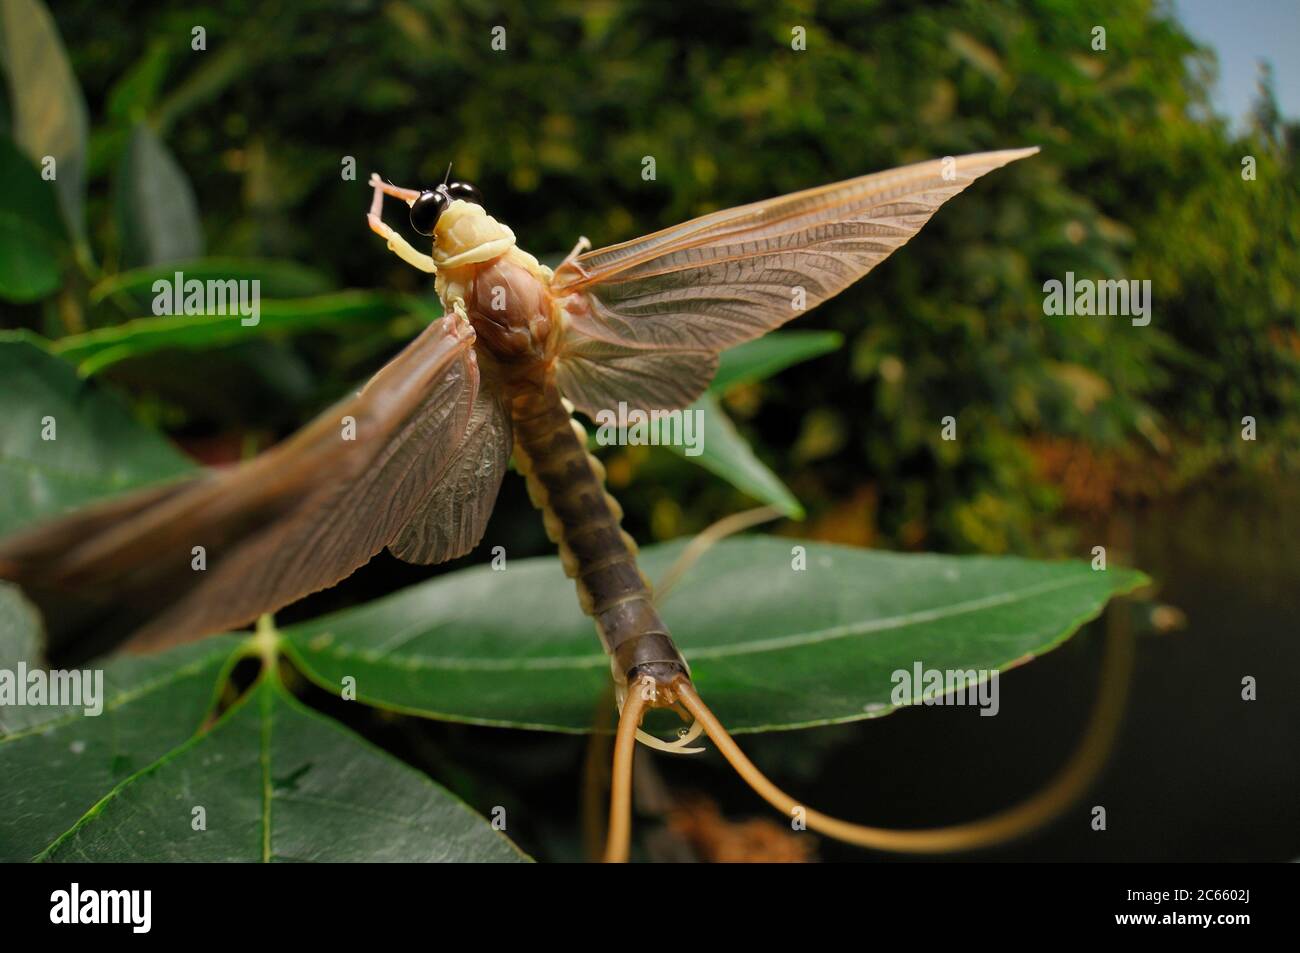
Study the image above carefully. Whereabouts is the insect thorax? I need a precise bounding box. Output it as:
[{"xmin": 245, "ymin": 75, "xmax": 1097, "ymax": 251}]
[{"xmin": 441, "ymin": 247, "xmax": 556, "ymax": 365}]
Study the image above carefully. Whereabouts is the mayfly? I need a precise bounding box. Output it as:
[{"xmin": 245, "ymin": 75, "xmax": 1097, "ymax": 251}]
[{"xmin": 0, "ymin": 148, "xmax": 1048, "ymax": 861}]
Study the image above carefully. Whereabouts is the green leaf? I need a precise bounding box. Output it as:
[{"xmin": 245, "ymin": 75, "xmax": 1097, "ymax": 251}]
[
  {"xmin": 0, "ymin": 339, "xmax": 195, "ymax": 536},
  {"xmin": 106, "ymin": 39, "xmax": 172, "ymax": 124},
  {"xmin": 55, "ymin": 290, "xmax": 410, "ymax": 376},
  {"xmin": 0, "ymin": 137, "xmax": 65, "ymax": 303},
  {"xmin": 0, "ymin": 135, "xmax": 66, "ymax": 243},
  {"xmin": 600, "ymin": 332, "xmax": 841, "ymax": 517},
  {"xmin": 710, "ymin": 330, "xmax": 842, "ymax": 394},
  {"xmin": 0, "ymin": 211, "xmax": 61, "ymax": 302},
  {"xmin": 0, "ymin": 590, "xmax": 244, "ymax": 861},
  {"xmin": 0, "ymin": 588, "xmax": 524, "ymax": 862},
  {"xmin": 671, "ymin": 393, "xmax": 804, "ymax": 518},
  {"xmin": 90, "ymin": 257, "xmax": 335, "ymax": 305},
  {"xmin": 283, "ymin": 537, "xmax": 1147, "ymax": 734},
  {"xmin": 115, "ymin": 122, "xmax": 203, "ymax": 267},
  {"xmin": 0, "ymin": 0, "xmax": 88, "ymax": 238},
  {"xmin": 153, "ymin": 40, "xmax": 251, "ymax": 136},
  {"xmin": 0, "ymin": 582, "xmax": 43, "ymax": 672},
  {"xmin": 662, "ymin": 331, "xmax": 843, "ymax": 518},
  {"xmin": 38, "ymin": 675, "xmax": 530, "ymax": 862}
]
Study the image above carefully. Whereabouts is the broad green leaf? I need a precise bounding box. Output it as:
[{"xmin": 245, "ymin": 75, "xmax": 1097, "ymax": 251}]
[
  {"xmin": 0, "ymin": 211, "xmax": 60, "ymax": 302},
  {"xmin": 669, "ymin": 331, "xmax": 844, "ymax": 517},
  {"xmin": 90, "ymin": 257, "xmax": 335, "ymax": 306},
  {"xmin": 115, "ymin": 122, "xmax": 203, "ymax": 267},
  {"xmin": 0, "ymin": 82, "xmax": 65, "ymax": 303},
  {"xmin": 671, "ymin": 393, "xmax": 804, "ymax": 518},
  {"xmin": 0, "ymin": 582, "xmax": 42, "ymax": 672},
  {"xmin": 106, "ymin": 39, "xmax": 172, "ymax": 123},
  {"xmin": 39, "ymin": 675, "xmax": 530, "ymax": 862},
  {"xmin": 710, "ymin": 330, "xmax": 842, "ymax": 394},
  {"xmin": 0, "ymin": 135, "xmax": 66, "ymax": 243},
  {"xmin": 0, "ymin": 0, "xmax": 88, "ymax": 237},
  {"xmin": 600, "ymin": 332, "xmax": 842, "ymax": 517},
  {"xmin": 283, "ymin": 538, "xmax": 1147, "ymax": 734},
  {"xmin": 86, "ymin": 41, "xmax": 175, "ymax": 179},
  {"xmin": 0, "ymin": 589, "xmax": 244, "ymax": 861},
  {"xmin": 0, "ymin": 339, "xmax": 194, "ymax": 536},
  {"xmin": 54, "ymin": 290, "xmax": 407, "ymax": 376}
]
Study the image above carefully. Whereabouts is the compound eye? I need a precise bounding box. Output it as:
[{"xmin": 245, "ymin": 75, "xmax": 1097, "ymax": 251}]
[
  {"xmin": 409, "ymin": 190, "xmax": 449, "ymax": 236},
  {"xmin": 445, "ymin": 181, "xmax": 483, "ymax": 205}
]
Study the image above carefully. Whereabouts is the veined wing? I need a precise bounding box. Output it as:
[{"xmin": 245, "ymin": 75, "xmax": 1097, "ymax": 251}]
[
  {"xmin": 0, "ymin": 316, "xmax": 494, "ymax": 653},
  {"xmin": 551, "ymin": 148, "xmax": 1038, "ymax": 415},
  {"xmin": 389, "ymin": 365, "xmax": 512, "ymax": 565}
]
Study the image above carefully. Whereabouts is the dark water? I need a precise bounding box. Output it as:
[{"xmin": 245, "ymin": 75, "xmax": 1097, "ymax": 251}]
[{"xmin": 776, "ymin": 473, "xmax": 1300, "ymax": 862}]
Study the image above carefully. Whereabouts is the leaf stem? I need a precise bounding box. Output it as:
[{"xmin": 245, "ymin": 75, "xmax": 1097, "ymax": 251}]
[{"xmin": 252, "ymin": 614, "xmax": 281, "ymax": 673}]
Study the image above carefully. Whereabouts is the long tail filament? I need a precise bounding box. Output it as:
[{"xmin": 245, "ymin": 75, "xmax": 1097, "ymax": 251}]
[
  {"xmin": 673, "ymin": 606, "xmax": 1133, "ymax": 854},
  {"xmin": 602, "ymin": 677, "xmax": 653, "ymax": 863},
  {"xmin": 603, "ymin": 606, "xmax": 1132, "ymax": 861}
]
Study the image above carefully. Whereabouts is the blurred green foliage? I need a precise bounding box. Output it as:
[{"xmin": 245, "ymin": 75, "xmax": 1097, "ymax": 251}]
[{"xmin": 2, "ymin": 0, "xmax": 1296, "ymax": 557}]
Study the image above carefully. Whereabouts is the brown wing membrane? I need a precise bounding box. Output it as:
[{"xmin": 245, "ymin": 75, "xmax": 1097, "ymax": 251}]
[
  {"xmin": 388, "ymin": 366, "xmax": 512, "ymax": 564},
  {"xmin": 0, "ymin": 316, "xmax": 489, "ymax": 653},
  {"xmin": 549, "ymin": 337, "xmax": 718, "ymax": 417},
  {"xmin": 551, "ymin": 148, "xmax": 1038, "ymax": 415}
]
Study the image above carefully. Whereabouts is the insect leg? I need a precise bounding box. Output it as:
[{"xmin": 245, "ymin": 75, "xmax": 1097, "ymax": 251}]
[
  {"xmin": 367, "ymin": 174, "xmax": 438, "ymax": 273},
  {"xmin": 560, "ymin": 235, "xmax": 591, "ymax": 266},
  {"xmin": 368, "ymin": 173, "xmax": 422, "ymax": 204}
]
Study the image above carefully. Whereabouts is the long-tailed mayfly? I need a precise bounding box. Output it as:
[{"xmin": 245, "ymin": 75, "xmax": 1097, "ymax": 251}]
[{"xmin": 0, "ymin": 148, "xmax": 1040, "ymax": 860}]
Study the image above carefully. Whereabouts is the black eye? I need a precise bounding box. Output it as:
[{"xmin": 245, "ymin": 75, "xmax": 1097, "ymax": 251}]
[
  {"xmin": 409, "ymin": 190, "xmax": 449, "ymax": 236},
  {"xmin": 445, "ymin": 181, "xmax": 482, "ymax": 205}
]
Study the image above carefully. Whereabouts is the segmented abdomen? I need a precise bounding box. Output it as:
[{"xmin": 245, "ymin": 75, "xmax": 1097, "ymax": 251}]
[{"xmin": 507, "ymin": 375, "xmax": 687, "ymax": 682}]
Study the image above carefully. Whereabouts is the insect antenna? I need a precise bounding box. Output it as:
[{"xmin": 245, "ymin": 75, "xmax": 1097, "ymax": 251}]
[{"xmin": 670, "ymin": 602, "xmax": 1134, "ymax": 855}]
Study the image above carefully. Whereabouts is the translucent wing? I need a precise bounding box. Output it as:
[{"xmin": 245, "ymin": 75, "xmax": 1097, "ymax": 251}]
[
  {"xmin": 0, "ymin": 317, "xmax": 491, "ymax": 653},
  {"xmin": 551, "ymin": 148, "xmax": 1038, "ymax": 415},
  {"xmin": 388, "ymin": 367, "xmax": 512, "ymax": 564},
  {"xmin": 549, "ymin": 337, "xmax": 718, "ymax": 418}
]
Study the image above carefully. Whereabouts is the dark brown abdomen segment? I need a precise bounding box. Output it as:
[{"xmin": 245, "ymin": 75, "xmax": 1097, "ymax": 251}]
[{"xmin": 508, "ymin": 377, "xmax": 687, "ymax": 684}]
